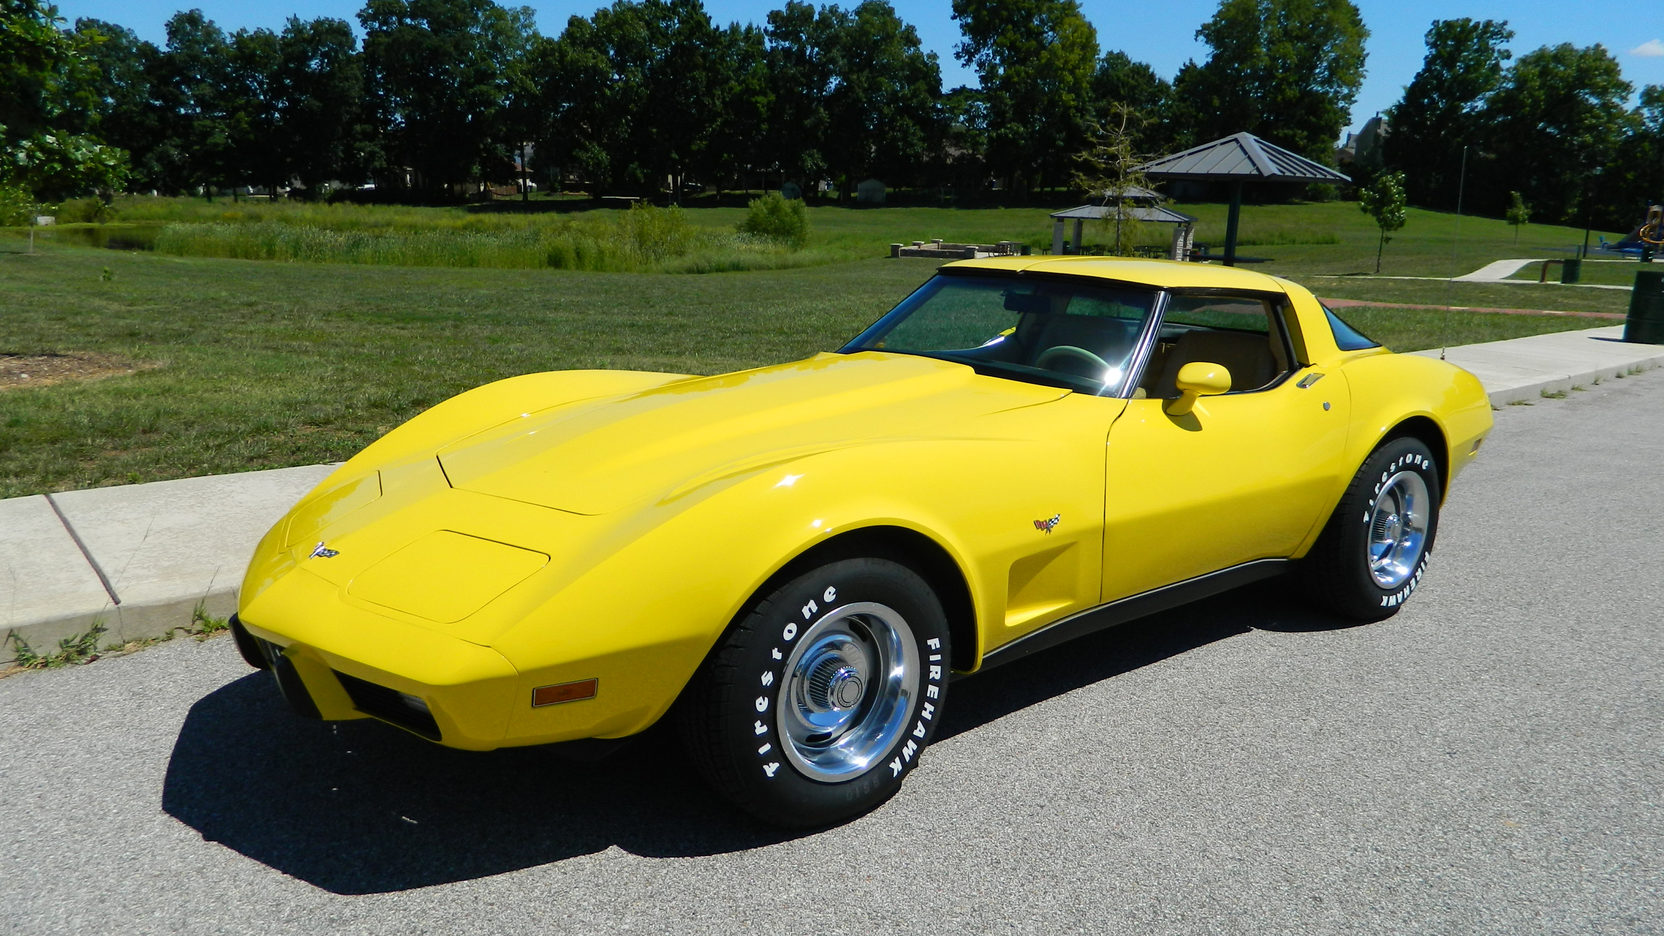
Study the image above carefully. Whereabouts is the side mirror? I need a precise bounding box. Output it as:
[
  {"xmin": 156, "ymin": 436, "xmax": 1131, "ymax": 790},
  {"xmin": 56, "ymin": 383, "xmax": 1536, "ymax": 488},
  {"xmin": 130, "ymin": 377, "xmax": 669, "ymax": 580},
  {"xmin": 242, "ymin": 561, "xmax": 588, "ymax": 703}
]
[{"xmin": 1165, "ymin": 361, "xmax": 1232, "ymax": 416}]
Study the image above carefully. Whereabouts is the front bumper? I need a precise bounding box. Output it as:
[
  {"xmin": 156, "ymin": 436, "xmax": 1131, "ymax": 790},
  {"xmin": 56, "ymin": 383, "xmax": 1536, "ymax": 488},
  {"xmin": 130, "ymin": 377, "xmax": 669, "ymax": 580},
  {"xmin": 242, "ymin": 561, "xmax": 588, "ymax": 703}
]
[{"xmin": 235, "ymin": 569, "xmax": 523, "ymax": 750}]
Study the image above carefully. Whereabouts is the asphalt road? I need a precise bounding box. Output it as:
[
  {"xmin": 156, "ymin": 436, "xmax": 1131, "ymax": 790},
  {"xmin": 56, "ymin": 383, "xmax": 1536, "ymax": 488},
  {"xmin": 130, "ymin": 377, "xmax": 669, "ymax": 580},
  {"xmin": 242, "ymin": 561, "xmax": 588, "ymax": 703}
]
[{"xmin": 4, "ymin": 371, "xmax": 1662, "ymax": 936}]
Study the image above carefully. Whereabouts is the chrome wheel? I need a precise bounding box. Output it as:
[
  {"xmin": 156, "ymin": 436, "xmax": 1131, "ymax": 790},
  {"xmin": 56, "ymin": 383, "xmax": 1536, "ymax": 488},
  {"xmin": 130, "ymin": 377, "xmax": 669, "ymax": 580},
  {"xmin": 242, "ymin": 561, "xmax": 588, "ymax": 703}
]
[
  {"xmin": 1368, "ymin": 469, "xmax": 1430, "ymax": 589},
  {"xmin": 778, "ymin": 601, "xmax": 919, "ymax": 782}
]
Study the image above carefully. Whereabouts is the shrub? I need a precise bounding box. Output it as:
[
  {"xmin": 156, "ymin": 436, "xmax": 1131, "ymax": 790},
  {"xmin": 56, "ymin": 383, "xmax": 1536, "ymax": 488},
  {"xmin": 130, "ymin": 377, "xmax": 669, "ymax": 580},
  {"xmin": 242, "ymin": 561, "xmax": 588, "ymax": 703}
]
[
  {"xmin": 0, "ymin": 184, "xmax": 37, "ymax": 226},
  {"xmin": 618, "ymin": 203, "xmax": 697, "ymax": 262},
  {"xmin": 738, "ymin": 193, "xmax": 810, "ymax": 249},
  {"xmin": 56, "ymin": 197, "xmax": 116, "ymax": 223}
]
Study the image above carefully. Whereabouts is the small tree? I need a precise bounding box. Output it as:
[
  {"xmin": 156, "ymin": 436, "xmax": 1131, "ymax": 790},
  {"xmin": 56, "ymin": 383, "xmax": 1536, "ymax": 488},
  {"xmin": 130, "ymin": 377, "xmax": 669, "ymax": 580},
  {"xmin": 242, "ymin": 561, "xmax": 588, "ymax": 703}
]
[
  {"xmin": 1358, "ymin": 170, "xmax": 1407, "ymax": 273},
  {"xmin": 1070, "ymin": 104, "xmax": 1155, "ymax": 256},
  {"xmin": 1505, "ymin": 190, "xmax": 1531, "ymax": 243}
]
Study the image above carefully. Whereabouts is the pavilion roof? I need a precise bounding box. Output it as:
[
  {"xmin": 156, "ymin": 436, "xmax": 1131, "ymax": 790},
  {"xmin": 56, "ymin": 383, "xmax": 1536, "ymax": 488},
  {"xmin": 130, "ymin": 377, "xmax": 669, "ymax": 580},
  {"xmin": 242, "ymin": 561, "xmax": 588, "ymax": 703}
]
[{"xmin": 1137, "ymin": 132, "xmax": 1350, "ymax": 184}]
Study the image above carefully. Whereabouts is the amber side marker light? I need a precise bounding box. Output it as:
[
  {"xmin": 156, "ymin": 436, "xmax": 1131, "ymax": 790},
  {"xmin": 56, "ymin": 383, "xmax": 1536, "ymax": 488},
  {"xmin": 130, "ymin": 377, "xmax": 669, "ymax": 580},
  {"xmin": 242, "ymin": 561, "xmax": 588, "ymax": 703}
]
[{"xmin": 532, "ymin": 679, "xmax": 599, "ymax": 707}]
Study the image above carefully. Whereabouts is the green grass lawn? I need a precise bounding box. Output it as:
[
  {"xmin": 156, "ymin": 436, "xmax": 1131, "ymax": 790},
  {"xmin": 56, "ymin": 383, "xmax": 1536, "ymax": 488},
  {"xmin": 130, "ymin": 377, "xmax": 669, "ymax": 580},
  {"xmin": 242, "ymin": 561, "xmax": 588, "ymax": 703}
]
[{"xmin": 0, "ymin": 198, "xmax": 1636, "ymax": 498}]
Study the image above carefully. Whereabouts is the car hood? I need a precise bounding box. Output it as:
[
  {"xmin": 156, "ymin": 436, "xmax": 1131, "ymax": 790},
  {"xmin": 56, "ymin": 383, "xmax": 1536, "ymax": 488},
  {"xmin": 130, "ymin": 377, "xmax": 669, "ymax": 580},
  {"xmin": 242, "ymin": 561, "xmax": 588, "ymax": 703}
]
[{"xmin": 436, "ymin": 351, "xmax": 1070, "ymax": 515}]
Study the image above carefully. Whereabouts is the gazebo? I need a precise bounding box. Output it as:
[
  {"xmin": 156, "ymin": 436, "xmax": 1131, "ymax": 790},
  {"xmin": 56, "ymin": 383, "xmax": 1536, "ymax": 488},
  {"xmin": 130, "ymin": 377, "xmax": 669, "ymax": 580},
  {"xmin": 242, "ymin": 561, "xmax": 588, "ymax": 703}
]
[
  {"xmin": 1137, "ymin": 132, "xmax": 1350, "ymax": 266},
  {"xmin": 1049, "ymin": 202, "xmax": 1197, "ymax": 259}
]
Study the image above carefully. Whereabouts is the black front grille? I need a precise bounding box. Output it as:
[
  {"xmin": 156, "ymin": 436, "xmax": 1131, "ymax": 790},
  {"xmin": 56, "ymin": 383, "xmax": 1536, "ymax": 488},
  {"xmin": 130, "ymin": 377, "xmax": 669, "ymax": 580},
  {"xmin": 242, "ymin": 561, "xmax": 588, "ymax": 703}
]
[{"xmin": 334, "ymin": 671, "xmax": 442, "ymax": 741}]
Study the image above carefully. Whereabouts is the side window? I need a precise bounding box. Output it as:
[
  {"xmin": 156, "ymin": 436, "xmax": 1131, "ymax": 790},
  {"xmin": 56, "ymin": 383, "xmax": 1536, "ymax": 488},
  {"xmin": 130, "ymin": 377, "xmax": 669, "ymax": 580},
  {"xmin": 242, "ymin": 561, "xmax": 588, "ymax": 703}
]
[{"xmin": 1137, "ymin": 295, "xmax": 1295, "ymax": 398}]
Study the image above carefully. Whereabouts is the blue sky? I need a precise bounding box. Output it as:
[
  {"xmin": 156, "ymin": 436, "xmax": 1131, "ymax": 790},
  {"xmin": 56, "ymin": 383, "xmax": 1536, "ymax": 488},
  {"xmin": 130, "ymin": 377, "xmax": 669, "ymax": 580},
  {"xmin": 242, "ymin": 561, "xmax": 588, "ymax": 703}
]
[{"xmin": 50, "ymin": 0, "xmax": 1664, "ymax": 141}]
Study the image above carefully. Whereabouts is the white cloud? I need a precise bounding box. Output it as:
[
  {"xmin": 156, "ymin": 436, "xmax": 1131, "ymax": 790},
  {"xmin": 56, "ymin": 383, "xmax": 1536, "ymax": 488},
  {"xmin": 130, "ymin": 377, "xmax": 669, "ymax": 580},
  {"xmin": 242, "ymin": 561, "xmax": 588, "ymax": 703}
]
[{"xmin": 1631, "ymin": 39, "xmax": 1664, "ymax": 58}]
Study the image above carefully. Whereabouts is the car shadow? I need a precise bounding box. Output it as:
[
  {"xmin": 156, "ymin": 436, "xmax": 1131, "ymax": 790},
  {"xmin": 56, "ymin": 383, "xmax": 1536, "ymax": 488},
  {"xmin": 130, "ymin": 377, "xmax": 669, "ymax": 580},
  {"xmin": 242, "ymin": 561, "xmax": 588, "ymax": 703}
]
[{"xmin": 161, "ymin": 580, "xmax": 1355, "ymax": 893}]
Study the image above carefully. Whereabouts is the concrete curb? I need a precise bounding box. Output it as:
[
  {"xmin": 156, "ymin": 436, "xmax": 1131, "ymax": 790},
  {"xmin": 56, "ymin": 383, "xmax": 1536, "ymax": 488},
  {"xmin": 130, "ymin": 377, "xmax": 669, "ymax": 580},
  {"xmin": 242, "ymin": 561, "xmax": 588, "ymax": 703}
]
[
  {"xmin": 2, "ymin": 464, "xmax": 334, "ymax": 665},
  {"xmin": 1410, "ymin": 325, "xmax": 1664, "ymax": 406}
]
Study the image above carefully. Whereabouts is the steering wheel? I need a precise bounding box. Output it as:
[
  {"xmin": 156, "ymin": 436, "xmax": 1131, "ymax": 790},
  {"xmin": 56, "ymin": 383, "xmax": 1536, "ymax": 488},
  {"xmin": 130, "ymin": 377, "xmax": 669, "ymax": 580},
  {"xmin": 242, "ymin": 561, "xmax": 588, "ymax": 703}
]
[{"xmin": 1035, "ymin": 344, "xmax": 1111, "ymax": 377}]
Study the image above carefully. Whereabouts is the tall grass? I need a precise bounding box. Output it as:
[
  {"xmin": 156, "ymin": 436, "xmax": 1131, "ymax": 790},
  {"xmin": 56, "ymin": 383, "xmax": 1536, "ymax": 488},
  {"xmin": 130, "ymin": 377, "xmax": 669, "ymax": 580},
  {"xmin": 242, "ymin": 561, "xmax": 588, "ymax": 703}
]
[{"xmin": 148, "ymin": 204, "xmax": 811, "ymax": 273}]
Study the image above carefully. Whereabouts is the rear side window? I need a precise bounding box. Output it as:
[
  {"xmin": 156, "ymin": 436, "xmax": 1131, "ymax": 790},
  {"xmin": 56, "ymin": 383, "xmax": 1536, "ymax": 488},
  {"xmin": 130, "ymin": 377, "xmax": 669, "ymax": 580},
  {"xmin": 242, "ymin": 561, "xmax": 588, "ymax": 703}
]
[{"xmin": 1323, "ymin": 305, "xmax": 1380, "ymax": 351}]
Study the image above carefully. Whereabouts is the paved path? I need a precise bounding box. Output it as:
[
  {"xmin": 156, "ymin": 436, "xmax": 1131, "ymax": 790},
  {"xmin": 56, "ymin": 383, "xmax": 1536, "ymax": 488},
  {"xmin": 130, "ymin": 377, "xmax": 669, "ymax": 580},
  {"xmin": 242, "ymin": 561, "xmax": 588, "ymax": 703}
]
[
  {"xmin": 3, "ymin": 370, "xmax": 1661, "ymax": 934},
  {"xmin": 1453, "ymin": 258, "xmax": 1540, "ymax": 282}
]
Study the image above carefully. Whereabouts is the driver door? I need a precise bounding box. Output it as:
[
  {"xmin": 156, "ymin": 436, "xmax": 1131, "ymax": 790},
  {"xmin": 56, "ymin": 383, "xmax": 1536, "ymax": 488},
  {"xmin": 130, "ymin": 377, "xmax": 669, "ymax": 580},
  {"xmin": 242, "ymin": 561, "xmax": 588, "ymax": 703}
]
[{"xmin": 1100, "ymin": 295, "xmax": 1349, "ymax": 602}]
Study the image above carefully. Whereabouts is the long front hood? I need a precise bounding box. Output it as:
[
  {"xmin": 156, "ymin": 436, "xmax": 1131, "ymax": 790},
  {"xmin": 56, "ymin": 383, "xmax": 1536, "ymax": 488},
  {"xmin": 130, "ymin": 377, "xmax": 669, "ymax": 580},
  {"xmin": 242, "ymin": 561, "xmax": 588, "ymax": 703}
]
[{"xmin": 437, "ymin": 352, "xmax": 1069, "ymax": 514}]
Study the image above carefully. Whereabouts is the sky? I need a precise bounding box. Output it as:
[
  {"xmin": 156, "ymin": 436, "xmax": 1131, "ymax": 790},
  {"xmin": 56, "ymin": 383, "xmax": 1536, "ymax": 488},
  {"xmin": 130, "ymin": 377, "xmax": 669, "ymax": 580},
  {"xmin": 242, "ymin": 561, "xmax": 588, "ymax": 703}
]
[{"xmin": 49, "ymin": 0, "xmax": 1664, "ymax": 141}]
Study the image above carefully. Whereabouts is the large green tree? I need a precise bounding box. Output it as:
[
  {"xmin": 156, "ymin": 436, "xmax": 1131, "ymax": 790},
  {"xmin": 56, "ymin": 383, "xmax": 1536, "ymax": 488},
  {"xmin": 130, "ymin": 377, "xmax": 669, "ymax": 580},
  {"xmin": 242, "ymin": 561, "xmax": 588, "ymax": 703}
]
[
  {"xmin": 1, "ymin": 0, "xmax": 127, "ymax": 203},
  {"xmin": 359, "ymin": 0, "xmax": 535, "ymax": 196},
  {"xmin": 701, "ymin": 22, "xmax": 772, "ymax": 194},
  {"xmin": 67, "ymin": 19, "xmax": 165, "ymax": 191},
  {"xmin": 1382, "ymin": 18, "xmax": 1512, "ymax": 210},
  {"xmin": 1171, "ymin": 0, "xmax": 1367, "ymax": 162},
  {"xmin": 1482, "ymin": 43, "xmax": 1631, "ymax": 221},
  {"xmin": 763, "ymin": 1, "xmax": 940, "ymax": 197},
  {"xmin": 541, "ymin": 0, "xmax": 725, "ymax": 200},
  {"xmin": 1091, "ymin": 50, "xmax": 1173, "ymax": 154},
  {"xmin": 152, "ymin": 9, "xmax": 237, "ymax": 195},
  {"xmin": 275, "ymin": 17, "xmax": 367, "ymax": 192},
  {"xmin": 951, "ymin": 0, "xmax": 1098, "ymax": 198}
]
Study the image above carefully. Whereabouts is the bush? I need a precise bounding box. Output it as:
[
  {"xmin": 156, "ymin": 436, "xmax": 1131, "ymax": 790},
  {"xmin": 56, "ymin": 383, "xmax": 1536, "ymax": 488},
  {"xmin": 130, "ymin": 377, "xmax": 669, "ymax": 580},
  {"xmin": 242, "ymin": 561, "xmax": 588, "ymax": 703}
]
[
  {"xmin": 56, "ymin": 197, "xmax": 116, "ymax": 223},
  {"xmin": 618, "ymin": 203, "xmax": 697, "ymax": 262},
  {"xmin": 0, "ymin": 184, "xmax": 34, "ymax": 226},
  {"xmin": 738, "ymin": 193, "xmax": 810, "ymax": 249},
  {"xmin": 1303, "ymin": 182, "xmax": 1339, "ymax": 203}
]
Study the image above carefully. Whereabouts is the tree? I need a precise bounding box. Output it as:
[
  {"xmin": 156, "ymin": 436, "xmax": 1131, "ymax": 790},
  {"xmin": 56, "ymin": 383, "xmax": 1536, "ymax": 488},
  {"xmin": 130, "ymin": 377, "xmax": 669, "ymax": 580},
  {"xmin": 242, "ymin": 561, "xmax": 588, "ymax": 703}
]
[
  {"xmin": 1091, "ymin": 50, "xmax": 1172, "ymax": 154},
  {"xmin": 154, "ymin": 10, "xmax": 236, "ymax": 197},
  {"xmin": 1383, "ymin": 18, "xmax": 1512, "ymax": 210},
  {"xmin": 1358, "ymin": 169, "xmax": 1406, "ymax": 273},
  {"xmin": 359, "ymin": 0, "xmax": 536, "ymax": 196},
  {"xmin": 275, "ymin": 17, "xmax": 367, "ymax": 192},
  {"xmin": 761, "ymin": 1, "xmax": 837, "ymax": 189},
  {"xmin": 1, "ymin": 0, "xmax": 128, "ymax": 202},
  {"xmin": 68, "ymin": 19, "xmax": 167, "ymax": 192},
  {"xmin": 1482, "ymin": 43, "xmax": 1631, "ymax": 222},
  {"xmin": 952, "ymin": 0, "xmax": 1099, "ymax": 199},
  {"xmin": 1170, "ymin": 0, "xmax": 1367, "ymax": 163},
  {"xmin": 819, "ymin": 1, "xmax": 941, "ymax": 195},
  {"xmin": 226, "ymin": 27, "xmax": 284, "ymax": 196},
  {"xmin": 1505, "ymin": 190, "xmax": 1530, "ymax": 242},
  {"xmin": 1070, "ymin": 104, "xmax": 1157, "ymax": 255},
  {"xmin": 702, "ymin": 22, "xmax": 772, "ymax": 195},
  {"xmin": 757, "ymin": 1, "xmax": 939, "ymax": 198}
]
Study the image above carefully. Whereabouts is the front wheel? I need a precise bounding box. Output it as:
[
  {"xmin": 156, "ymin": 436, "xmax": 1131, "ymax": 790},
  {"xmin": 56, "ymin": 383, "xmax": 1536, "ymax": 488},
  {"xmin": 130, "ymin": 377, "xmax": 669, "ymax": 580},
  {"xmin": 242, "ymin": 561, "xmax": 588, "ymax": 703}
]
[
  {"xmin": 678, "ymin": 557, "xmax": 951, "ymax": 827},
  {"xmin": 1303, "ymin": 437, "xmax": 1442, "ymax": 621}
]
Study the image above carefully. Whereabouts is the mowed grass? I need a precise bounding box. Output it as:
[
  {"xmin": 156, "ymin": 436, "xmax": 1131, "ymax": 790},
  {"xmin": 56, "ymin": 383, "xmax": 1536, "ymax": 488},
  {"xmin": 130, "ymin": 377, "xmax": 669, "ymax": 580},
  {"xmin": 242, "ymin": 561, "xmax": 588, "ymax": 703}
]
[
  {"xmin": 0, "ymin": 198, "xmax": 1635, "ymax": 498},
  {"xmin": 0, "ymin": 245, "xmax": 933, "ymax": 497}
]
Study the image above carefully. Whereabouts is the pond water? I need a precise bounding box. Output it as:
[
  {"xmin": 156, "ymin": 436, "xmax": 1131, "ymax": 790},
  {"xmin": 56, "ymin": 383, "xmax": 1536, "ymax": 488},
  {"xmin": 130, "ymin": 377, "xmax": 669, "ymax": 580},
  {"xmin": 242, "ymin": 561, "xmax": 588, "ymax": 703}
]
[{"xmin": 28, "ymin": 224, "xmax": 161, "ymax": 250}]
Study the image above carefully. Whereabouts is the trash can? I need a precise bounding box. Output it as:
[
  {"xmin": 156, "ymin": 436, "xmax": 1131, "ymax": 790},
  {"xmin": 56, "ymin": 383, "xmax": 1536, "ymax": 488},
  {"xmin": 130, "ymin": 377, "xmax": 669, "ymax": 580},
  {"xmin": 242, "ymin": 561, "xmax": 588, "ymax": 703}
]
[
  {"xmin": 1561, "ymin": 256, "xmax": 1582, "ymax": 284},
  {"xmin": 1624, "ymin": 269, "xmax": 1664, "ymax": 343}
]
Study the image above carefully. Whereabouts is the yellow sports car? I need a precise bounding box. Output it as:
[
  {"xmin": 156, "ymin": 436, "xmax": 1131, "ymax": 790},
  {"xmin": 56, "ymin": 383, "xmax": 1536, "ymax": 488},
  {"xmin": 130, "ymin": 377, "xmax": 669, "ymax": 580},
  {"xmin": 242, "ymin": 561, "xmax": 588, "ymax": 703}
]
[{"xmin": 230, "ymin": 257, "xmax": 1491, "ymax": 826}]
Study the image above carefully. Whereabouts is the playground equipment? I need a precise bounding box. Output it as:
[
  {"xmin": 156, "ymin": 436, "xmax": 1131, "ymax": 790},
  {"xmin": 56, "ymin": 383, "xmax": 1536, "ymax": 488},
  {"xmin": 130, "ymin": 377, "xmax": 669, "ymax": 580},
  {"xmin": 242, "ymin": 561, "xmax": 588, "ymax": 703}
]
[{"xmin": 1600, "ymin": 204, "xmax": 1662, "ymax": 259}]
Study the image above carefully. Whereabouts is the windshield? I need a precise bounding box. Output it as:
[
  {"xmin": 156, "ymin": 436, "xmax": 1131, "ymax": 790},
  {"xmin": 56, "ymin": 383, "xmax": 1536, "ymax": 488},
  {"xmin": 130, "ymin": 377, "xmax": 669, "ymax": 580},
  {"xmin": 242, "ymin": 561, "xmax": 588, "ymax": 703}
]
[{"xmin": 840, "ymin": 273, "xmax": 1160, "ymax": 394}]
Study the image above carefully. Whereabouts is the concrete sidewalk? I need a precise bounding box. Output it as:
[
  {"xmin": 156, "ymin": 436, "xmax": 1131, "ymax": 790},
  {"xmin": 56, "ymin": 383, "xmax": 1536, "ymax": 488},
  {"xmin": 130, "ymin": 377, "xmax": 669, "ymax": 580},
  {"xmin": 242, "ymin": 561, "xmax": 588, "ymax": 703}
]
[
  {"xmin": 5, "ymin": 327, "xmax": 1664, "ymax": 666},
  {"xmin": 2, "ymin": 464, "xmax": 333, "ymax": 662}
]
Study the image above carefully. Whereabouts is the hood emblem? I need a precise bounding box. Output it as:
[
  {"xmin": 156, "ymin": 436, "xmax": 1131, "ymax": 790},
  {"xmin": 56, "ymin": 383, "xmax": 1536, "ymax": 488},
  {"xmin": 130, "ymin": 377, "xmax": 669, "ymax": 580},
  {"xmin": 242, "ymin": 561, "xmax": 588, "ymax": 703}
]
[
  {"xmin": 1033, "ymin": 514, "xmax": 1060, "ymax": 534},
  {"xmin": 310, "ymin": 542, "xmax": 340, "ymax": 559}
]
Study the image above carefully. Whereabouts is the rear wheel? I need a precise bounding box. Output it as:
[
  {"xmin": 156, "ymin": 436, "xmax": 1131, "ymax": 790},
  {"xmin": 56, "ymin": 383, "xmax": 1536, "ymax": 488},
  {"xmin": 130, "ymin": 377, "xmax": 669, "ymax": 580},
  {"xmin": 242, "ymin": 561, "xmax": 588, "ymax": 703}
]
[
  {"xmin": 1303, "ymin": 437, "xmax": 1442, "ymax": 621},
  {"xmin": 678, "ymin": 557, "xmax": 951, "ymax": 827}
]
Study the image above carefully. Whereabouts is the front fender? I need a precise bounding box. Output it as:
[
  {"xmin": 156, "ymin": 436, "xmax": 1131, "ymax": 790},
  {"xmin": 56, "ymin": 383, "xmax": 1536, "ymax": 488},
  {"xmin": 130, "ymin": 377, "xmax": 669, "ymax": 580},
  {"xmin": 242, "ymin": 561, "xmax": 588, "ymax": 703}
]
[
  {"xmin": 1337, "ymin": 352, "xmax": 1493, "ymax": 495},
  {"xmin": 489, "ymin": 422, "xmax": 1110, "ymax": 741}
]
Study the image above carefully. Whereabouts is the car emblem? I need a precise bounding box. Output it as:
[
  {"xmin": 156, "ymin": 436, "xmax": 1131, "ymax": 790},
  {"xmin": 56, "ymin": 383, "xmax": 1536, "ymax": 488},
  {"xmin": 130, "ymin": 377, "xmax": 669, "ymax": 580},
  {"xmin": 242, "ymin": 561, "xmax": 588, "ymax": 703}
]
[
  {"xmin": 1033, "ymin": 514, "xmax": 1060, "ymax": 534},
  {"xmin": 310, "ymin": 542, "xmax": 340, "ymax": 559}
]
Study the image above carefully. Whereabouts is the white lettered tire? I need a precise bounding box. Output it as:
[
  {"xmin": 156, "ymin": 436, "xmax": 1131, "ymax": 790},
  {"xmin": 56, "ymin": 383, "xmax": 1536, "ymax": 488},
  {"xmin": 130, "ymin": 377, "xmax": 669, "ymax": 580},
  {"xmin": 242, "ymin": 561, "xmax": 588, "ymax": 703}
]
[
  {"xmin": 1304, "ymin": 436, "xmax": 1442, "ymax": 621},
  {"xmin": 678, "ymin": 556, "xmax": 951, "ymax": 827}
]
